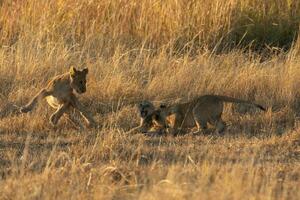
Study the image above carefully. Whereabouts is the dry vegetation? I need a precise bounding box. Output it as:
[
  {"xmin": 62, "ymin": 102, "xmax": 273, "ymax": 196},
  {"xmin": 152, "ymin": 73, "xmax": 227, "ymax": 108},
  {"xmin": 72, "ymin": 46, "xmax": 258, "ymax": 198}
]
[{"xmin": 0, "ymin": 0, "xmax": 300, "ymax": 199}]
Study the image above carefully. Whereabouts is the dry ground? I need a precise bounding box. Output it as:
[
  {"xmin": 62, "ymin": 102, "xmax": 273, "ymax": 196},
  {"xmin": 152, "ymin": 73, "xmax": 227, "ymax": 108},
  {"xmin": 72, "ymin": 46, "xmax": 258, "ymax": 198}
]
[{"xmin": 1, "ymin": 0, "xmax": 300, "ymax": 199}]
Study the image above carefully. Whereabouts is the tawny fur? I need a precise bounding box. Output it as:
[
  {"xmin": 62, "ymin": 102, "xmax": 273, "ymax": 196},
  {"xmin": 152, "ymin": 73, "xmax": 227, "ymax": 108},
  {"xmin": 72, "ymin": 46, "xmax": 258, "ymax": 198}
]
[
  {"xmin": 149, "ymin": 95, "xmax": 266, "ymax": 135},
  {"xmin": 20, "ymin": 66, "xmax": 96, "ymax": 129}
]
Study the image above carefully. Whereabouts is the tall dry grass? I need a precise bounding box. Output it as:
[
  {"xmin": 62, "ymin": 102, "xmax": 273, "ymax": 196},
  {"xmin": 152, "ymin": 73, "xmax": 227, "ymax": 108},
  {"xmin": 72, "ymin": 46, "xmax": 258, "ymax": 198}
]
[
  {"xmin": 1, "ymin": 0, "xmax": 299, "ymax": 52},
  {"xmin": 0, "ymin": 0, "xmax": 300, "ymax": 199}
]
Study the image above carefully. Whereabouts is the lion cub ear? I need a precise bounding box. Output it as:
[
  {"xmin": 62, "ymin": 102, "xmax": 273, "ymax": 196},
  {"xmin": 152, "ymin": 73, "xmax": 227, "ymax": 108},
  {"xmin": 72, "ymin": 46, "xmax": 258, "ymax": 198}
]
[
  {"xmin": 69, "ymin": 66, "xmax": 77, "ymax": 77},
  {"xmin": 82, "ymin": 68, "xmax": 89, "ymax": 75}
]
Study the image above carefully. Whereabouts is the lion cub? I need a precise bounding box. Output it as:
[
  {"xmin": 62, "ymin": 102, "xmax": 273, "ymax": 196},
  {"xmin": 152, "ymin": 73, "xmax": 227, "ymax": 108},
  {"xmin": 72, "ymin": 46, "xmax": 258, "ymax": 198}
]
[
  {"xmin": 127, "ymin": 101, "xmax": 166, "ymax": 135},
  {"xmin": 20, "ymin": 66, "xmax": 96, "ymax": 128},
  {"xmin": 148, "ymin": 95, "xmax": 266, "ymax": 135}
]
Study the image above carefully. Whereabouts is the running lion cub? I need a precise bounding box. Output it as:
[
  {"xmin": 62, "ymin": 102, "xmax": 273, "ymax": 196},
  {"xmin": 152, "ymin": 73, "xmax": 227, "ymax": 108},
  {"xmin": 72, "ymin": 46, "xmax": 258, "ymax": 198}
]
[
  {"xmin": 20, "ymin": 66, "xmax": 96, "ymax": 128},
  {"xmin": 143, "ymin": 95, "xmax": 266, "ymax": 135}
]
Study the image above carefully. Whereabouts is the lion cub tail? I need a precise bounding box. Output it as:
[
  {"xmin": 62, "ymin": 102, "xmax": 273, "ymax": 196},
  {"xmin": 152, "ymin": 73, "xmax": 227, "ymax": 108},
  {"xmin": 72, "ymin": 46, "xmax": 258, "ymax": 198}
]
[{"xmin": 216, "ymin": 95, "xmax": 266, "ymax": 111}]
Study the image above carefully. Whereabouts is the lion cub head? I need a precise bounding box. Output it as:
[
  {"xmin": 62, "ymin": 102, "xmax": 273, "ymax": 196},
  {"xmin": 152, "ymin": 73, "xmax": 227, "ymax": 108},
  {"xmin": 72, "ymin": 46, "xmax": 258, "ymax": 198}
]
[
  {"xmin": 138, "ymin": 101, "xmax": 155, "ymax": 118},
  {"xmin": 137, "ymin": 101, "xmax": 167, "ymax": 133},
  {"xmin": 69, "ymin": 66, "xmax": 89, "ymax": 94}
]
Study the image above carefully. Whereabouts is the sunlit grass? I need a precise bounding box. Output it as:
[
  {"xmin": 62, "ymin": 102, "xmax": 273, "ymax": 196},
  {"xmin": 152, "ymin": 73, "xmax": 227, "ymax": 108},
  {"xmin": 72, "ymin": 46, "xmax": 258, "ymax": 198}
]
[{"xmin": 0, "ymin": 0, "xmax": 300, "ymax": 199}]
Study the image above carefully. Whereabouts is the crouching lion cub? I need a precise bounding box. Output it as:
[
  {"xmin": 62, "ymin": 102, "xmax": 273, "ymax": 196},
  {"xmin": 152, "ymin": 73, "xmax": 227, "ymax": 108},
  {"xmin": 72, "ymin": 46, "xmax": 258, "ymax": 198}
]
[
  {"xmin": 127, "ymin": 101, "xmax": 166, "ymax": 135},
  {"xmin": 20, "ymin": 66, "xmax": 96, "ymax": 129},
  {"xmin": 145, "ymin": 95, "xmax": 266, "ymax": 135}
]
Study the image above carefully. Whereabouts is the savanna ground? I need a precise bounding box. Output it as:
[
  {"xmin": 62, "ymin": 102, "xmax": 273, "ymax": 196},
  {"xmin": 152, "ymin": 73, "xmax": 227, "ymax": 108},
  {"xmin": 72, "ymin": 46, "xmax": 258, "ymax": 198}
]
[{"xmin": 0, "ymin": 0, "xmax": 300, "ymax": 199}]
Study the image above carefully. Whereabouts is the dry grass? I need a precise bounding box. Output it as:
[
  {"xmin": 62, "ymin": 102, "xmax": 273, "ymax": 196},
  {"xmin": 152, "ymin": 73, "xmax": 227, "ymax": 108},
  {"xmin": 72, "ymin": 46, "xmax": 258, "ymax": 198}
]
[{"xmin": 0, "ymin": 0, "xmax": 300, "ymax": 199}]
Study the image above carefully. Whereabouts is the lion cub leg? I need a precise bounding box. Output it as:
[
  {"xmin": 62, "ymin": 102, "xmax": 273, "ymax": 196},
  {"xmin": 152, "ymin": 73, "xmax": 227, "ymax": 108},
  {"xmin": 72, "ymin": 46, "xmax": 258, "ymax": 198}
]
[
  {"xmin": 192, "ymin": 108, "xmax": 208, "ymax": 134},
  {"xmin": 209, "ymin": 116, "xmax": 226, "ymax": 134},
  {"xmin": 192, "ymin": 104, "xmax": 209, "ymax": 134},
  {"xmin": 166, "ymin": 114, "xmax": 182, "ymax": 135},
  {"xmin": 20, "ymin": 89, "xmax": 52, "ymax": 113},
  {"xmin": 65, "ymin": 112, "xmax": 85, "ymax": 130},
  {"xmin": 193, "ymin": 117, "xmax": 208, "ymax": 134},
  {"xmin": 50, "ymin": 103, "xmax": 70, "ymax": 126},
  {"xmin": 215, "ymin": 119, "xmax": 226, "ymax": 134},
  {"xmin": 70, "ymin": 95, "xmax": 96, "ymax": 127}
]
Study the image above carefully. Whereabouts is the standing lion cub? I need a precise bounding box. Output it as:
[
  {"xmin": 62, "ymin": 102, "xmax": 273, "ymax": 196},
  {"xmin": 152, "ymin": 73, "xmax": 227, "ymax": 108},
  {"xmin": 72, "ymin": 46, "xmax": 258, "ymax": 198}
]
[{"xmin": 20, "ymin": 66, "xmax": 96, "ymax": 128}]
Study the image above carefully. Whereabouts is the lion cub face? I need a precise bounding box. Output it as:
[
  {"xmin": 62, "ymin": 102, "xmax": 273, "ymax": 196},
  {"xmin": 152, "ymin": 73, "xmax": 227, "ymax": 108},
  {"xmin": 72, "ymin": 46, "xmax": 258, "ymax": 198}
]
[
  {"xmin": 138, "ymin": 101, "xmax": 155, "ymax": 118},
  {"xmin": 138, "ymin": 101, "xmax": 167, "ymax": 133},
  {"xmin": 69, "ymin": 67, "xmax": 89, "ymax": 94}
]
